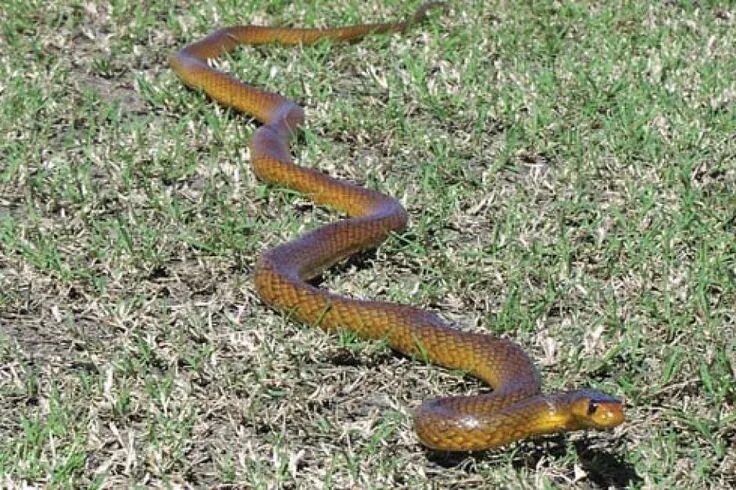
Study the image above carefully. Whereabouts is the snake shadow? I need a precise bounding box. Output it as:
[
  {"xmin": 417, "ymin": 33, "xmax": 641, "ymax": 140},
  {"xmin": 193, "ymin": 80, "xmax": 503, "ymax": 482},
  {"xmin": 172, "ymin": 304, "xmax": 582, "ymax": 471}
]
[
  {"xmin": 425, "ymin": 437, "xmax": 641, "ymax": 488},
  {"xmin": 308, "ymin": 247, "xmax": 382, "ymax": 287}
]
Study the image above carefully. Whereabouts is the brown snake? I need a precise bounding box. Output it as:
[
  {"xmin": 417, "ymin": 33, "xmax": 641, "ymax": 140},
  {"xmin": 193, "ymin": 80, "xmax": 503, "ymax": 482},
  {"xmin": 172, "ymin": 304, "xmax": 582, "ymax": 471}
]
[{"xmin": 169, "ymin": 3, "xmax": 625, "ymax": 451}]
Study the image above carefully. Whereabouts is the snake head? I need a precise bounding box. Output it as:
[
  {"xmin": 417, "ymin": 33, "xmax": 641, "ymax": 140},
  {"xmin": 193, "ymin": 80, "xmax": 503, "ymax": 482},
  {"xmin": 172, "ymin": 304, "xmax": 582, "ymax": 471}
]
[{"xmin": 566, "ymin": 389, "xmax": 625, "ymax": 430}]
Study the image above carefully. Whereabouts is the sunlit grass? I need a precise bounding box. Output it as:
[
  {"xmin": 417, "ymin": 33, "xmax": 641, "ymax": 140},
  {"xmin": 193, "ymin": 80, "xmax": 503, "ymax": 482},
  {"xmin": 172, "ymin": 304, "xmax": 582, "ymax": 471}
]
[{"xmin": 1, "ymin": 1, "xmax": 734, "ymax": 487}]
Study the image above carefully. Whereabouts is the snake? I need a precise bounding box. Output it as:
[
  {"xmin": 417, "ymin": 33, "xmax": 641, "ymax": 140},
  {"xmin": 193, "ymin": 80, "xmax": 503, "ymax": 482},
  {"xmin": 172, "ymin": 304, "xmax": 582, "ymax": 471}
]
[{"xmin": 169, "ymin": 2, "xmax": 625, "ymax": 452}]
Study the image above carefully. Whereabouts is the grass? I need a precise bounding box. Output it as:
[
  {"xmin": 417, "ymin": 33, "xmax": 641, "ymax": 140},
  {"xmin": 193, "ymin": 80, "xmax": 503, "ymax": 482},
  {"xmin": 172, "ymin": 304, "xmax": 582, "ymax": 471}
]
[{"xmin": 1, "ymin": 0, "xmax": 734, "ymax": 487}]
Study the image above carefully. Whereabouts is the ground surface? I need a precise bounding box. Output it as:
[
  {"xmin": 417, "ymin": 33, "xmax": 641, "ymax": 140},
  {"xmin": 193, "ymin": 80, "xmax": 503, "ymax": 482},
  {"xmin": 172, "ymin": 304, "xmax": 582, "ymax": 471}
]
[{"xmin": 1, "ymin": 0, "xmax": 735, "ymax": 488}]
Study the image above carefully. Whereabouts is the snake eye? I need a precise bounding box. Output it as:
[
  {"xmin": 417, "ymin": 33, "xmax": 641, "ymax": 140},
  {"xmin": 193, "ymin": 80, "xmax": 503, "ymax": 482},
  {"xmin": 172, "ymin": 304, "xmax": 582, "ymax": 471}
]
[{"xmin": 587, "ymin": 401, "xmax": 599, "ymax": 416}]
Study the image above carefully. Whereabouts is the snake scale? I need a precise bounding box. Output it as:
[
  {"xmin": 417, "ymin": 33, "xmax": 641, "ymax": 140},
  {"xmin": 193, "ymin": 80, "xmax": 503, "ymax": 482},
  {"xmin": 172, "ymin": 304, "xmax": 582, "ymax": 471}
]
[{"xmin": 169, "ymin": 3, "xmax": 624, "ymax": 451}]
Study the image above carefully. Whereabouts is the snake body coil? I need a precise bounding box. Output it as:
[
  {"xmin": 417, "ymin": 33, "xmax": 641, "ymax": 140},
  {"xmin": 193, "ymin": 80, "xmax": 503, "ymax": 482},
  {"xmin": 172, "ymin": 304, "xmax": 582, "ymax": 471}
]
[{"xmin": 169, "ymin": 3, "xmax": 624, "ymax": 451}]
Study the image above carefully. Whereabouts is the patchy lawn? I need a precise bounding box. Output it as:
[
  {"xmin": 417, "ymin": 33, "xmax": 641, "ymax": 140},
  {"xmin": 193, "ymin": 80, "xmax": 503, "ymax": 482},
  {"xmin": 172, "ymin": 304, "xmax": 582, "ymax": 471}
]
[{"xmin": 1, "ymin": 1, "xmax": 734, "ymax": 488}]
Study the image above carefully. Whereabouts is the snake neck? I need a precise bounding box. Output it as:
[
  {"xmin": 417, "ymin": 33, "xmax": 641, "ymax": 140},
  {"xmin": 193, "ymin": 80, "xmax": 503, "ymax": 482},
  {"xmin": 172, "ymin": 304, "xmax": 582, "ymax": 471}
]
[{"xmin": 414, "ymin": 391, "xmax": 590, "ymax": 452}]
